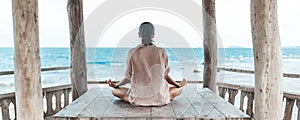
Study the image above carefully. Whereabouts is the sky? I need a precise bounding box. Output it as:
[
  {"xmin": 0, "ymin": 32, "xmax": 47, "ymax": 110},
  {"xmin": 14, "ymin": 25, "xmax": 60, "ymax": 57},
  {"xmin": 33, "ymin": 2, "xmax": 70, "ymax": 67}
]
[{"xmin": 0, "ymin": 0, "xmax": 299, "ymax": 48}]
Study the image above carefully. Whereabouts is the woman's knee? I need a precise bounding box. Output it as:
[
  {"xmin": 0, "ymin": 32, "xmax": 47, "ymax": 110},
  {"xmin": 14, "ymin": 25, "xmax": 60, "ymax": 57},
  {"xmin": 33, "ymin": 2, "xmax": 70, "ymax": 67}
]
[
  {"xmin": 112, "ymin": 88, "xmax": 129, "ymax": 102},
  {"xmin": 112, "ymin": 88, "xmax": 127, "ymax": 97},
  {"xmin": 169, "ymin": 87, "xmax": 183, "ymax": 100},
  {"xmin": 170, "ymin": 87, "xmax": 182, "ymax": 94},
  {"xmin": 112, "ymin": 89, "xmax": 120, "ymax": 97}
]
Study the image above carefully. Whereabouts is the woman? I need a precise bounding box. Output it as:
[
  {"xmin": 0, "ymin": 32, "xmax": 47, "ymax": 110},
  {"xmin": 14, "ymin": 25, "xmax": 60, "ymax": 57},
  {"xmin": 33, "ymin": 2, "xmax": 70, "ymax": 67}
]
[{"xmin": 106, "ymin": 22, "xmax": 187, "ymax": 106}]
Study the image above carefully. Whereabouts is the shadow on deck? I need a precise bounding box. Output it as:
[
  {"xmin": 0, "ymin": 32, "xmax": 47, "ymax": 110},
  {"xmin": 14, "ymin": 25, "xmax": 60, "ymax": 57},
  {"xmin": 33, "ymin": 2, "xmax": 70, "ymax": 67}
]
[{"xmin": 52, "ymin": 84, "xmax": 251, "ymax": 120}]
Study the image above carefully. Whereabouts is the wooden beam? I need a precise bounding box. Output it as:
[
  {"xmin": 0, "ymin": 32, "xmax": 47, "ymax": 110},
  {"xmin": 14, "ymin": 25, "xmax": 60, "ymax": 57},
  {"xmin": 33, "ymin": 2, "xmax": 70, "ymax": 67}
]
[
  {"xmin": 251, "ymin": 0, "xmax": 283, "ymax": 119},
  {"xmin": 12, "ymin": 0, "xmax": 43, "ymax": 119},
  {"xmin": 0, "ymin": 66, "xmax": 70, "ymax": 76},
  {"xmin": 67, "ymin": 0, "xmax": 87, "ymax": 100},
  {"xmin": 202, "ymin": 0, "xmax": 217, "ymax": 92}
]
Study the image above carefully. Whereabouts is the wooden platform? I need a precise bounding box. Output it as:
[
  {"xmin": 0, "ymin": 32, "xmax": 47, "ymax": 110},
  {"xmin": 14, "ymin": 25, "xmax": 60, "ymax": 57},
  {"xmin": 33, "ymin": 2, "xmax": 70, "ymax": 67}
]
[{"xmin": 53, "ymin": 84, "xmax": 251, "ymax": 120}]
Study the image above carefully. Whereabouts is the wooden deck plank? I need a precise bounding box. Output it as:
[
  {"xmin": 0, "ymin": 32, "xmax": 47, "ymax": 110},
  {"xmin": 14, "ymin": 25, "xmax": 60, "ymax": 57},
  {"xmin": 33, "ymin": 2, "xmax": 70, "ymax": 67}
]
[
  {"xmin": 53, "ymin": 88, "xmax": 100, "ymax": 117},
  {"xmin": 171, "ymin": 93, "xmax": 200, "ymax": 119},
  {"xmin": 151, "ymin": 103, "xmax": 176, "ymax": 119},
  {"xmin": 182, "ymin": 84, "xmax": 201, "ymax": 98},
  {"xmin": 126, "ymin": 106, "xmax": 151, "ymax": 118},
  {"xmin": 182, "ymin": 84, "xmax": 225, "ymax": 119},
  {"xmin": 198, "ymin": 88, "xmax": 251, "ymax": 119},
  {"xmin": 102, "ymin": 98, "xmax": 132, "ymax": 119},
  {"xmin": 77, "ymin": 88, "xmax": 113, "ymax": 117},
  {"xmin": 189, "ymin": 92, "xmax": 225, "ymax": 118},
  {"xmin": 53, "ymin": 85, "xmax": 251, "ymax": 120},
  {"xmin": 77, "ymin": 108, "xmax": 93, "ymax": 117},
  {"xmin": 100, "ymin": 87, "xmax": 116, "ymax": 101}
]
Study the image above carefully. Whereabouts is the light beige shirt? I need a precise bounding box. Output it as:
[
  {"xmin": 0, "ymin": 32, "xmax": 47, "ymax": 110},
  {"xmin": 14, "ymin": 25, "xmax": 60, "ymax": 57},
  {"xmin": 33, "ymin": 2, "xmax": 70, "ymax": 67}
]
[{"xmin": 117, "ymin": 44, "xmax": 170, "ymax": 106}]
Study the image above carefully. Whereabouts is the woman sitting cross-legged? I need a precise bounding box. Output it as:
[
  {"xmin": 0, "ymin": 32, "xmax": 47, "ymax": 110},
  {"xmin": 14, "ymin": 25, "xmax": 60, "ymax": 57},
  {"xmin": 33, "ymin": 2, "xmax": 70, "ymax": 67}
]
[{"xmin": 106, "ymin": 22, "xmax": 187, "ymax": 106}]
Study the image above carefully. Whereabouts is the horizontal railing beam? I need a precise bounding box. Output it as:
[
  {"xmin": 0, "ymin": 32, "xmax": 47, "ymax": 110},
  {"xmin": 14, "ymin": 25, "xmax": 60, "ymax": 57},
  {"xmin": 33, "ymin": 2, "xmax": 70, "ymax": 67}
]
[
  {"xmin": 43, "ymin": 84, "xmax": 72, "ymax": 93},
  {"xmin": 0, "ymin": 66, "xmax": 70, "ymax": 76},
  {"xmin": 217, "ymin": 82, "xmax": 254, "ymax": 93},
  {"xmin": 0, "ymin": 92, "xmax": 15, "ymax": 100},
  {"xmin": 1, "ymin": 66, "xmax": 300, "ymax": 78},
  {"xmin": 218, "ymin": 67, "xmax": 300, "ymax": 78}
]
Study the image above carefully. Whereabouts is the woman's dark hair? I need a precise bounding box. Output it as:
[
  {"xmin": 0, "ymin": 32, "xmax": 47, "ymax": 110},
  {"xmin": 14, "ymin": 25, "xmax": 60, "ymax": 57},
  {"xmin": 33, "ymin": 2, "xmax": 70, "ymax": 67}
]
[
  {"xmin": 139, "ymin": 22, "xmax": 155, "ymax": 45},
  {"xmin": 140, "ymin": 22, "xmax": 153, "ymax": 26},
  {"xmin": 139, "ymin": 22, "xmax": 154, "ymax": 35}
]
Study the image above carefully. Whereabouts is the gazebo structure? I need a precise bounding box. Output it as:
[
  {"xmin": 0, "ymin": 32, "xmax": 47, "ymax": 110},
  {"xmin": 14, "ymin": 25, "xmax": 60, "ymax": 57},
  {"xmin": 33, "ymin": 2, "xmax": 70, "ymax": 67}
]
[{"xmin": 2, "ymin": 0, "xmax": 293, "ymax": 119}]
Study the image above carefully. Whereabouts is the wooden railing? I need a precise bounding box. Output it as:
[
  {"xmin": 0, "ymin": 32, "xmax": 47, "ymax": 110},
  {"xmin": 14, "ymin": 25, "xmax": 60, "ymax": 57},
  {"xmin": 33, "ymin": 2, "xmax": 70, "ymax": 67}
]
[
  {"xmin": 0, "ymin": 66, "xmax": 70, "ymax": 76},
  {"xmin": 0, "ymin": 66, "xmax": 71, "ymax": 120},
  {"xmin": 217, "ymin": 83, "xmax": 255, "ymax": 118},
  {"xmin": 217, "ymin": 68, "xmax": 300, "ymax": 120},
  {"xmin": 218, "ymin": 67, "xmax": 300, "ymax": 78},
  {"xmin": 0, "ymin": 84, "xmax": 72, "ymax": 120},
  {"xmin": 43, "ymin": 84, "xmax": 72, "ymax": 117}
]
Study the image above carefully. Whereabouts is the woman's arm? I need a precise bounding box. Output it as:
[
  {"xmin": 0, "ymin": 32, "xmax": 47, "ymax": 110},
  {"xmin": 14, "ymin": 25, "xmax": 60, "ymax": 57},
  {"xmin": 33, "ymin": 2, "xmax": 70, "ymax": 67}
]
[
  {"xmin": 115, "ymin": 77, "xmax": 130, "ymax": 87},
  {"xmin": 165, "ymin": 75, "xmax": 187, "ymax": 88},
  {"xmin": 162, "ymin": 49, "xmax": 187, "ymax": 87},
  {"xmin": 165, "ymin": 75, "xmax": 180, "ymax": 88},
  {"xmin": 117, "ymin": 48, "xmax": 134, "ymax": 87},
  {"xmin": 106, "ymin": 77, "xmax": 130, "ymax": 88},
  {"xmin": 106, "ymin": 49, "xmax": 133, "ymax": 88}
]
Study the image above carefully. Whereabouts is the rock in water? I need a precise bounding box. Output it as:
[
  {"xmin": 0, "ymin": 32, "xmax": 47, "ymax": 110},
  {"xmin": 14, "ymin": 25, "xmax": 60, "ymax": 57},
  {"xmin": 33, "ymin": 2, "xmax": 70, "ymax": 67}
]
[{"xmin": 193, "ymin": 69, "xmax": 200, "ymax": 73}]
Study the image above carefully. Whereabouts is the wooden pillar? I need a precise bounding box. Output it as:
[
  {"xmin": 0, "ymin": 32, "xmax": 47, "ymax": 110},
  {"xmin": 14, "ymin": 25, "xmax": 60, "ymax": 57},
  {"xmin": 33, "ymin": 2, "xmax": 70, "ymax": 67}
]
[
  {"xmin": 12, "ymin": 0, "xmax": 43, "ymax": 119},
  {"xmin": 67, "ymin": 0, "xmax": 87, "ymax": 100},
  {"xmin": 202, "ymin": 0, "xmax": 217, "ymax": 92},
  {"xmin": 251, "ymin": 0, "xmax": 283, "ymax": 119}
]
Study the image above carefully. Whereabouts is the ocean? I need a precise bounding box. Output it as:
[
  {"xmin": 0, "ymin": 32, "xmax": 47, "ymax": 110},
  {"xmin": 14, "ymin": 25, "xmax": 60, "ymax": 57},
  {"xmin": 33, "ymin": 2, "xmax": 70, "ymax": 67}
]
[{"xmin": 1, "ymin": 47, "xmax": 300, "ymax": 94}]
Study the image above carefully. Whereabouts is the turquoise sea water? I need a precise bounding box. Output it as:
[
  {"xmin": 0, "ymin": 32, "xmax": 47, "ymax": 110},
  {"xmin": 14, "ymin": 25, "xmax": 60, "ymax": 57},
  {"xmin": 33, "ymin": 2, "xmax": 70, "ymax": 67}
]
[{"xmin": 1, "ymin": 47, "xmax": 300, "ymax": 94}]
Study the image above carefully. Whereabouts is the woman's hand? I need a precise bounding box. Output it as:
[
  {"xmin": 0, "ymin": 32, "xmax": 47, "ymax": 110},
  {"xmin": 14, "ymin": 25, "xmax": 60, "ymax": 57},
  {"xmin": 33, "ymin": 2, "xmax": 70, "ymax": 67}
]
[
  {"xmin": 106, "ymin": 79, "xmax": 119, "ymax": 88},
  {"xmin": 178, "ymin": 78, "xmax": 187, "ymax": 88}
]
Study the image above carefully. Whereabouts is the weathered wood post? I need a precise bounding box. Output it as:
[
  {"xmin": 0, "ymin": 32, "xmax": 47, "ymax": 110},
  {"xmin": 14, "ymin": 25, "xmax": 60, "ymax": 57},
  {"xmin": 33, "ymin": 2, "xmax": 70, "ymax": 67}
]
[
  {"xmin": 202, "ymin": 0, "xmax": 217, "ymax": 92},
  {"xmin": 251, "ymin": 0, "xmax": 283, "ymax": 119},
  {"xmin": 67, "ymin": 0, "xmax": 87, "ymax": 100},
  {"xmin": 12, "ymin": 0, "xmax": 43, "ymax": 119}
]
